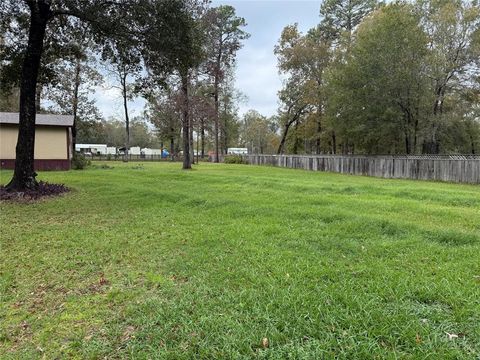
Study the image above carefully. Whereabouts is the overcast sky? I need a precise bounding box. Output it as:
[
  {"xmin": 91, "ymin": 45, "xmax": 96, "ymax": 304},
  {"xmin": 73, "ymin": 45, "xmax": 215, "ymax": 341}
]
[{"xmin": 94, "ymin": 1, "xmax": 322, "ymax": 120}]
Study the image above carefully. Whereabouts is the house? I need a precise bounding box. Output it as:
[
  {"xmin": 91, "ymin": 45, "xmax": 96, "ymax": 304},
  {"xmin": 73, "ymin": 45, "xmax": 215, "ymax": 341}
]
[
  {"xmin": 129, "ymin": 146, "xmax": 141, "ymax": 155},
  {"xmin": 0, "ymin": 112, "xmax": 73, "ymax": 171},
  {"xmin": 75, "ymin": 143, "xmax": 108, "ymax": 155},
  {"xmin": 141, "ymin": 148, "xmax": 163, "ymax": 155},
  {"xmin": 227, "ymin": 147, "xmax": 248, "ymax": 155}
]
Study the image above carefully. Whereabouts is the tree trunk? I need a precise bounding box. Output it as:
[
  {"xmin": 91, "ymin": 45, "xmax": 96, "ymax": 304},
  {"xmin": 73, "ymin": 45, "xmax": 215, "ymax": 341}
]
[
  {"xmin": 196, "ymin": 123, "xmax": 199, "ymax": 163},
  {"xmin": 277, "ymin": 106, "xmax": 306, "ymax": 155},
  {"xmin": 429, "ymin": 84, "xmax": 445, "ymax": 154},
  {"xmin": 35, "ymin": 83, "xmax": 42, "ymax": 111},
  {"xmin": 72, "ymin": 55, "xmax": 81, "ymax": 153},
  {"xmin": 190, "ymin": 105, "xmax": 195, "ymax": 165},
  {"xmin": 315, "ymin": 117, "xmax": 321, "ymax": 154},
  {"xmin": 223, "ymin": 100, "xmax": 228, "ymax": 154},
  {"xmin": 292, "ymin": 121, "xmax": 299, "ymax": 155},
  {"xmin": 200, "ymin": 117, "xmax": 205, "ymax": 159},
  {"xmin": 224, "ymin": 116, "xmax": 228, "ymax": 155},
  {"xmin": 170, "ymin": 135, "xmax": 174, "ymax": 161},
  {"xmin": 122, "ymin": 71, "xmax": 130, "ymax": 162},
  {"xmin": 277, "ymin": 122, "xmax": 292, "ymax": 155},
  {"xmin": 181, "ymin": 72, "xmax": 191, "ymax": 170},
  {"xmin": 213, "ymin": 72, "xmax": 220, "ymax": 163},
  {"xmin": 331, "ymin": 131, "xmax": 336, "ymax": 154},
  {"xmin": 405, "ymin": 132, "xmax": 410, "ymax": 155},
  {"xmin": 6, "ymin": 3, "xmax": 50, "ymax": 191}
]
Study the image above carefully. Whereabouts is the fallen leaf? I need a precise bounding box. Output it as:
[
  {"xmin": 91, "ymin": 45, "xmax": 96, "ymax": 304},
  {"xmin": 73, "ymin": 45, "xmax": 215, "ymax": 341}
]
[
  {"xmin": 261, "ymin": 337, "xmax": 269, "ymax": 349},
  {"xmin": 415, "ymin": 333, "xmax": 422, "ymax": 344}
]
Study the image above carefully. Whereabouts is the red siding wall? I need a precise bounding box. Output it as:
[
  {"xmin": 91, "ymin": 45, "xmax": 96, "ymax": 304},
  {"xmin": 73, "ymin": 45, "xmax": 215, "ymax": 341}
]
[{"xmin": 0, "ymin": 159, "xmax": 70, "ymax": 171}]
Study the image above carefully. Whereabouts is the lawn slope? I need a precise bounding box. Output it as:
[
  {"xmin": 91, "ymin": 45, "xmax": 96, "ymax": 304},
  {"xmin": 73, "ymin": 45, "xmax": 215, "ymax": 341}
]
[{"xmin": 1, "ymin": 163, "xmax": 479, "ymax": 359}]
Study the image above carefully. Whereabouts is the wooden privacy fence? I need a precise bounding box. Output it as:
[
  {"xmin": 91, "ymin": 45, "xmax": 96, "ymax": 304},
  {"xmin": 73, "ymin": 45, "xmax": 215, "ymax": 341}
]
[{"xmin": 242, "ymin": 154, "xmax": 480, "ymax": 184}]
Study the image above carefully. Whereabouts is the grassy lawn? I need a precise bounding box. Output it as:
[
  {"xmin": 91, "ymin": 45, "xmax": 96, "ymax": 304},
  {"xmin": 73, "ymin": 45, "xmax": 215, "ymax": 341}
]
[{"xmin": 1, "ymin": 162, "xmax": 479, "ymax": 359}]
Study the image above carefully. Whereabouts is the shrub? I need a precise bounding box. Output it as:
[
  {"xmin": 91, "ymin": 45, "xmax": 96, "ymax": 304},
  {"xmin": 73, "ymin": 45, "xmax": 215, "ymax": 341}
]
[
  {"xmin": 224, "ymin": 155, "xmax": 248, "ymax": 164},
  {"xmin": 72, "ymin": 153, "xmax": 91, "ymax": 170}
]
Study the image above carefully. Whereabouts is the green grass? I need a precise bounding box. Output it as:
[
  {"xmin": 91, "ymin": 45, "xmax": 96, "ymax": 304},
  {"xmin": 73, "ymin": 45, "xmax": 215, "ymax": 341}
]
[{"xmin": 1, "ymin": 162, "xmax": 479, "ymax": 359}]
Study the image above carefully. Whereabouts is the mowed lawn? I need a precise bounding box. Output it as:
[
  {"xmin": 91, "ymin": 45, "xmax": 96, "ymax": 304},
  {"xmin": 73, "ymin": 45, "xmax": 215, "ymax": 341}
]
[{"xmin": 1, "ymin": 162, "xmax": 479, "ymax": 359}]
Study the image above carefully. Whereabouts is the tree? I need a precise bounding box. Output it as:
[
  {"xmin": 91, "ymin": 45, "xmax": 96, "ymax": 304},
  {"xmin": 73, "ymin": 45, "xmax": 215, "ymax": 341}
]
[
  {"xmin": 44, "ymin": 23, "xmax": 103, "ymax": 150},
  {"xmin": 326, "ymin": 3, "xmax": 430, "ymax": 154},
  {"xmin": 142, "ymin": 0, "xmax": 207, "ymax": 169},
  {"xmin": 319, "ymin": 0, "xmax": 378, "ymax": 43},
  {"xmin": 103, "ymin": 40, "xmax": 142, "ymax": 161},
  {"xmin": 205, "ymin": 5, "xmax": 249, "ymax": 162},
  {"xmin": 218, "ymin": 68, "xmax": 242, "ymax": 153},
  {"xmin": 189, "ymin": 80, "xmax": 215, "ymax": 159},
  {"xmin": 0, "ymin": 0, "xmax": 143, "ymax": 190},
  {"xmin": 240, "ymin": 110, "xmax": 279, "ymax": 154},
  {"xmin": 319, "ymin": 0, "xmax": 378, "ymax": 153},
  {"xmin": 0, "ymin": 0, "xmax": 194, "ymax": 190},
  {"xmin": 417, "ymin": 0, "xmax": 480, "ymax": 153},
  {"xmin": 274, "ymin": 24, "xmax": 312, "ymax": 154},
  {"xmin": 274, "ymin": 24, "xmax": 331, "ymax": 154},
  {"xmin": 147, "ymin": 93, "xmax": 182, "ymax": 160}
]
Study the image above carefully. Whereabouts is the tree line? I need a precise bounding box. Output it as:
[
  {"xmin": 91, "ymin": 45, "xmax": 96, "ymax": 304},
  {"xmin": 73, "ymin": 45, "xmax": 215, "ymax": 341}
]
[{"xmin": 274, "ymin": 0, "xmax": 480, "ymax": 156}]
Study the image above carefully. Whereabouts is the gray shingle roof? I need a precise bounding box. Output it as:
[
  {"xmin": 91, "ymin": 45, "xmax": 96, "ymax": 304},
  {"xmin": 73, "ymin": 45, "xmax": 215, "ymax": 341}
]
[{"xmin": 0, "ymin": 112, "xmax": 74, "ymax": 127}]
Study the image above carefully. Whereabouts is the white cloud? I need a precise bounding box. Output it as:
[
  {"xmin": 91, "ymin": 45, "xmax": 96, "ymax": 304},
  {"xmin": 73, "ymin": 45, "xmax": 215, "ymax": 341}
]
[
  {"xmin": 91, "ymin": 83, "xmax": 145, "ymax": 120},
  {"xmin": 235, "ymin": 44, "xmax": 281, "ymax": 117}
]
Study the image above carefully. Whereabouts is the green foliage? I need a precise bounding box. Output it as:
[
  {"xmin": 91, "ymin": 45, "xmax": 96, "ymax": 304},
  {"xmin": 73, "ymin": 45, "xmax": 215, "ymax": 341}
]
[
  {"xmin": 71, "ymin": 153, "xmax": 90, "ymax": 170},
  {"xmin": 319, "ymin": 0, "xmax": 378, "ymax": 40},
  {"xmin": 326, "ymin": 2, "xmax": 430, "ymax": 154},
  {"xmin": 275, "ymin": 0, "xmax": 480, "ymax": 155},
  {"xmin": 240, "ymin": 110, "xmax": 279, "ymax": 154},
  {"xmin": 1, "ymin": 163, "xmax": 479, "ymax": 358},
  {"xmin": 0, "ymin": 87, "xmax": 19, "ymax": 112},
  {"xmin": 223, "ymin": 154, "xmax": 248, "ymax": 164}
]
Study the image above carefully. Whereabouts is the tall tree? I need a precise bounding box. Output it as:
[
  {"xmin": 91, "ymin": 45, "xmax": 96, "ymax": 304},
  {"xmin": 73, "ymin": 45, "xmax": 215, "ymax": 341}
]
[
  {"xmin": 326, "ymin": 3, "xmax": 430, "ymax": 154},
  {"xmin": 103, "ymin": 41, "xmax": 142, "ymax": 161},
  {"xmin": 142, "ymin": 0, "xmax": 206, "ymax": 170},
  {"xmin": 44, "ymin": 23, "xmax": 103, "ymax": 151},
  {"xmin": 319, "ymin": 0, "xmax": 378, "ymax": 44},
  {"xmin": 274, "ymin": 24, "xmax": 331, "ymax": 154},
  {"xmin": 0, "ymin": 0, "xmax": 145, "ymax": 190},
  {"xmin": 417, "ymin": 0, "xmax": 480, "ymax": 153},
  {"xmin": 205, "ymin": 5, "xmax": 249, "ymax": 162}
]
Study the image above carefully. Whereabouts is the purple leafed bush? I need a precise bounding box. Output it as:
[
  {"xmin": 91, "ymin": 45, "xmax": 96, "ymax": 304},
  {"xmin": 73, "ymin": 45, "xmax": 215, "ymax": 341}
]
[{"xmin": 0, "ymin": 181, "xmax": 70, "ymax": 201}]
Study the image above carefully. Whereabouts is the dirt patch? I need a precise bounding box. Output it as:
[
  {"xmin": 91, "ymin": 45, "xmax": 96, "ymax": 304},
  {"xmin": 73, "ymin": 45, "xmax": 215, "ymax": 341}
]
[{"xmin": 0, "ymin": 181, "xmax": 70, "ymax": 202}]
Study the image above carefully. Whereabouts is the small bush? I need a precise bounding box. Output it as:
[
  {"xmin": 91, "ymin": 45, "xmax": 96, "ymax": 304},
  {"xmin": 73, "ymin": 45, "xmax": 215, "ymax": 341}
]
[
  {"xmin": 72, "ymin": 153, "xmax": 91, "ymax": 170},
  {"xmin": 224, "ymin": 155, "xmax": 249, "ymax": 164}
]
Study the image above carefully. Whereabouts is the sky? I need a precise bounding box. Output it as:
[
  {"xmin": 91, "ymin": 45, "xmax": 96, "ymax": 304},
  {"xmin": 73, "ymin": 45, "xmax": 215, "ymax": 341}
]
[{"xmin": 95, "ymin": 0, "xmax": 322, "ymax": 120}]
